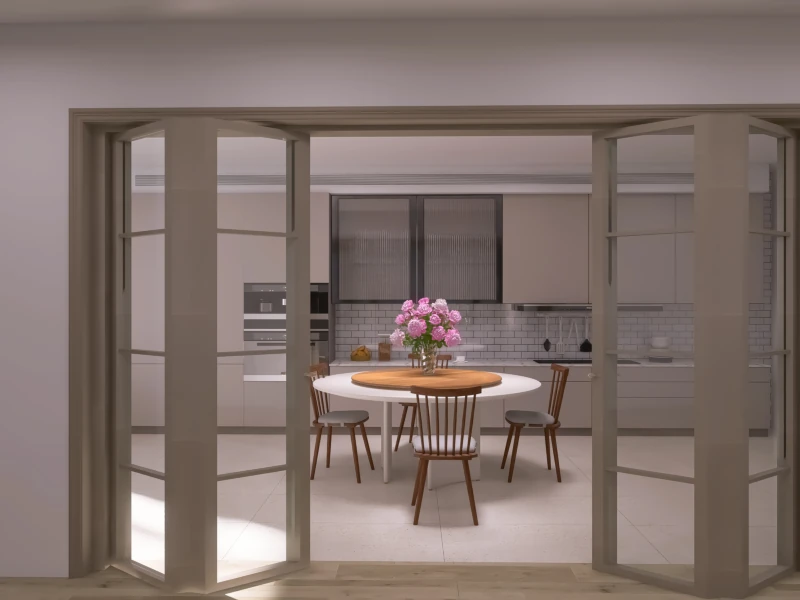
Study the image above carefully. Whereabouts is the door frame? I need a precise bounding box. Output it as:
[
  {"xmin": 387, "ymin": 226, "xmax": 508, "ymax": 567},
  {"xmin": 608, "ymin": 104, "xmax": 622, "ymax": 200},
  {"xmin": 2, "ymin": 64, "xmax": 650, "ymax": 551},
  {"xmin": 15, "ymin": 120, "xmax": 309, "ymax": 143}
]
[{"xmin": 69, "ymin": 104, "xmax": 800, "ymax": 591}]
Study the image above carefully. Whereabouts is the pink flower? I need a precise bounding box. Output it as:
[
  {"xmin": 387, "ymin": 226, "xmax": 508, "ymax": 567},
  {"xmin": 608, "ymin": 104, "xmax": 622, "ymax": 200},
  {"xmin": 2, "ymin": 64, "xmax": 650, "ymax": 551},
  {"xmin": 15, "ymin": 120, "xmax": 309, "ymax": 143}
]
[
  {"xmin": 417, "ymin": 303, "xmax": 432, "ymax": 316},
  {"xmin": 429, "ymin": 313, "xmax": 441, "ymax": 325},
  {"xmin": 444, "ymin": 328, "xmax": 462, "ymax": 347},
  {"xmin": 407, "ymin": 318, "xmax": 426, "ymax": 338},
  {"xmin": 431, "ymin": 326, "xmax": 446, "ymax": 341},
  {"xmin": 448, "ymin": 310, "xmax": 462, "ymax": 324},
  {"xmin": 432, "ymin": 299, "xmax": 449, "ymax": 313},
  {"xmin": 418, "ymin": 297, "xmax": 430, "ymax": 304},
  {"xmin": 395, "ymin": 313, "xmax": 406, "ymax": 325},
  {"xmin": 401, "ymin": 300, "xmax": 414, "ymax": 312},
  {"xmin": 389, "ymin": 329, "xmax": 405, "ymax": 347}
]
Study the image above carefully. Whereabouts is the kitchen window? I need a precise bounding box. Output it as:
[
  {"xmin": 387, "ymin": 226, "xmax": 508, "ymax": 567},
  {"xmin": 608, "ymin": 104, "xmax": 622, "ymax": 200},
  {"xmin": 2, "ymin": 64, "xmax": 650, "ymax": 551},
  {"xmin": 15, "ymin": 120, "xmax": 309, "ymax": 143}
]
[{"xmin": 331, "ymin": 194, "xmax": 502, "ymax": 303}]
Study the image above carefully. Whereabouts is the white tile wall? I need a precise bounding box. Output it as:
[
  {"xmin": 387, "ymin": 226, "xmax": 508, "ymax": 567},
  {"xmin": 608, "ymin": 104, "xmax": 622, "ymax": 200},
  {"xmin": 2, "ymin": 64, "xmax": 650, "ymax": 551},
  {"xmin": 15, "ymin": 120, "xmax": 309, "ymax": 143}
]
[{"xmin": 335, "ymin": 193, "xmax": 775, "ymax": 360}]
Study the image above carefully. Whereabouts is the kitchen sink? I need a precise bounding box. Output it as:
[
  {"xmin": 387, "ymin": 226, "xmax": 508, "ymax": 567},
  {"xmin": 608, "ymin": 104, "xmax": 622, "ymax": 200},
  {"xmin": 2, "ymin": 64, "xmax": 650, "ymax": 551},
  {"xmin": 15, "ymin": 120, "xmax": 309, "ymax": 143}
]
[{"xmin": 536, "ymin": 358, "xmax": 640, "ymax": 365}]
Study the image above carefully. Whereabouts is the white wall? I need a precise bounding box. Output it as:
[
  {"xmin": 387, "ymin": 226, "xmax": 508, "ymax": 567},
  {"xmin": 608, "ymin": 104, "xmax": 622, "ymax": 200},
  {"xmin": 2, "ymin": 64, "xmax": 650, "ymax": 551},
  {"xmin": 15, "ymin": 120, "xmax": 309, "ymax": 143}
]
[{"xmin": 3, "ymin": 18, "xmax": 800, "ymax": 576}]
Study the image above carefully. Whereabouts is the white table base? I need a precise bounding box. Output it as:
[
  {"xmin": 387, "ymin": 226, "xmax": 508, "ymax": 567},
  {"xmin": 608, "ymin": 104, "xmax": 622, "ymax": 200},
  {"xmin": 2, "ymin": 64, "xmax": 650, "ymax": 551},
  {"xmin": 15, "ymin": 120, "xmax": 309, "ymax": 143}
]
[{"xmin": 380, "ymin": 400, "xmax": 481, "ymax": 488}]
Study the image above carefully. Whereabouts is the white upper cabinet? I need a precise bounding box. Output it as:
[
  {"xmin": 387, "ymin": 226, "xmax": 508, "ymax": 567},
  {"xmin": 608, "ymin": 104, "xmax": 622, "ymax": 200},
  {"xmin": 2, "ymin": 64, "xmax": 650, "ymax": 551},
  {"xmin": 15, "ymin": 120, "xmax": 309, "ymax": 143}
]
[
  {"xmin": 503, "ymin": 194, "xmax": 589, "ymax": 304},
  {"xmin": 616, "ymin": 194, "xmax": 677, "ymax": 303},
  {"xmin": 675, "ymin": 194, "xmax": 766, "ymax": 304}
]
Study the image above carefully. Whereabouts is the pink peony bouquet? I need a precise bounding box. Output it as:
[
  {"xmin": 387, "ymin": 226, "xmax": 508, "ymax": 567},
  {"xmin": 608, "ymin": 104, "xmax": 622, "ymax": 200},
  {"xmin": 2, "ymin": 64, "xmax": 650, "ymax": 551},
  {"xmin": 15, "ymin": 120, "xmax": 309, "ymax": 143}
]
[{"xmin": 389, "ymin": 298, "xmax": 462, "ymax": 353}]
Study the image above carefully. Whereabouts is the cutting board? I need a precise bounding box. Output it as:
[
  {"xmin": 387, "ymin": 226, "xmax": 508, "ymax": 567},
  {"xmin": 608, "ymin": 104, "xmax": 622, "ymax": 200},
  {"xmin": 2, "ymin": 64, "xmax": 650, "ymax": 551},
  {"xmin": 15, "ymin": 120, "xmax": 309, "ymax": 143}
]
[{"xmin": 351, "ymin": 368, "xmax": 501, "ymax": 391}]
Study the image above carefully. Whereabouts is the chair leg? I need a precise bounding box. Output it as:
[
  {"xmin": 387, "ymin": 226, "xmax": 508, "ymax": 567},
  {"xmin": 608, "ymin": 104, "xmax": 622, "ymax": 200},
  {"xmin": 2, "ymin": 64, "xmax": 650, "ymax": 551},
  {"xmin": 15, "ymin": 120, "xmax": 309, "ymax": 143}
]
[
  {"xmin": 349, "ymin": 426, "xmax": 361, "ymax": 484},
  {"xmin": 411, "ymin": 458, "xmax": 423, "ymax": 506},
  {"xmin": 326, "ymin": 426, "xmax": 332, "ymax": 468},
  {"xmin": 311, "ymin": 426, "xmax": 323, "ymax": 480},
  {"xmin": 550, "ymin": 428, "xmax": 562, "ymax": 483},
  {"xmin": 360, "ymin": 423, "xmax": 375, "ymax": 470},
  {"xmin": 394, "ymin": 405, "xmax": 409, "ymax": 452},
  {"xmin": 409, "ymin": 405, "xmax": 417, "ymax": 443},
  {"xmin": 413, "ymin": 459, "xmax": 429, "ymax": 525},
  {"xmin": 507, "ymin": 425, "xmax": 522, "ymax": 483},
  {"xmin": 544, "ymin": 428, "xmax": 552, "ymax": 470},
  {"xmin": 462, "ymin": 460, "xmax": 478, "ymax": 526},
  {"xmin": 500, "ymin": 425, "xmax": 514, "ymax": 469}
]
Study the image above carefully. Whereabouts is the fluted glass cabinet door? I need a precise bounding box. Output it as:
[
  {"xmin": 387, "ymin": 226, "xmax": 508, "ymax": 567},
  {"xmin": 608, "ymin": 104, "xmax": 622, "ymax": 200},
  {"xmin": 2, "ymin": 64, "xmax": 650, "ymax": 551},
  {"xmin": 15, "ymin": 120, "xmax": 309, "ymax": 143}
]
[
  {"xmin": 333, "ymin": 196, "xmax": 414, "ymax": 302},
  {"xmin": 421, "ymin": 195, "xmax": 501, "ymax": 302}
]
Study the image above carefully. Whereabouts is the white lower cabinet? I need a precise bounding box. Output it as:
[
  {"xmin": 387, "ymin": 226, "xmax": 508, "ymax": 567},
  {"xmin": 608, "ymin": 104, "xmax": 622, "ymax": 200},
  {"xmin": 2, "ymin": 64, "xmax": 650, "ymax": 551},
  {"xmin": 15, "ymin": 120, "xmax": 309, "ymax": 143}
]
[
  {"xmin": 243, "ymin": 381, "xmax": 286, "ymax": 427},
  {"xmin": 616, "ymin": 366, "xmax": 771, "ymax": 430},
  {"xmin": 218, "ymin": 365, "xmax": 245, "ymax": 426},
  {"xmin": 131, "ymin": 362, "xmax": 165, "ymax": 427}
]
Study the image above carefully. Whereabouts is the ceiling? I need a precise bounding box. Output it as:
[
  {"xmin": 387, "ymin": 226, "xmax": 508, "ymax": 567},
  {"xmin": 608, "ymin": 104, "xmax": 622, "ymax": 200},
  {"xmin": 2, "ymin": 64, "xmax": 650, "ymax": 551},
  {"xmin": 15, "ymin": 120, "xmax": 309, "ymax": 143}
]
[{"xmin": 2, "ymin": 0, "xmax": 800, "ymax": 23}]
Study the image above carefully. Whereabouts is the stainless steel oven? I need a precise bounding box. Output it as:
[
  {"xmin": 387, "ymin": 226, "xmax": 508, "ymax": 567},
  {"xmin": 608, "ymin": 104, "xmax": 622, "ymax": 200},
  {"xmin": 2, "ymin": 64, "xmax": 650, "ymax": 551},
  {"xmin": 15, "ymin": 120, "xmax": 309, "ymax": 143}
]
[{"xmin": 243, "ymin": 283, "xmax": 329, "ymax": 375}]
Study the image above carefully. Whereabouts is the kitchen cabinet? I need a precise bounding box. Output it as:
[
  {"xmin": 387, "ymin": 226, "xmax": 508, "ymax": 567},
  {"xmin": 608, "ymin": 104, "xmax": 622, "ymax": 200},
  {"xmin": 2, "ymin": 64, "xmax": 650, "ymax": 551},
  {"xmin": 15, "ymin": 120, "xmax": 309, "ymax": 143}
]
[
  {"xmin": 616, "ymin": 194, "xmax": 676, "ymax": 303},
  {"xmin": 675, "ymin": 194, "xmax": 766, "ymax": 304},
  {"xmin": 218, "ymin": 365, "xmax": 245, "ymax": 426},
  {"xmin": 503, "ymin": 195, "xmax": 589, "ymax": 304},
  {"xmin": 615, "ymin": 365, "xmax": 770, "ymax": 429},
  {"xmin": 244, "ymin": 380, "xmax": 286, "ymax": 426},
  {"xmin": 131, "ymin": 362, "xmax": 165, "ymax": 427}
]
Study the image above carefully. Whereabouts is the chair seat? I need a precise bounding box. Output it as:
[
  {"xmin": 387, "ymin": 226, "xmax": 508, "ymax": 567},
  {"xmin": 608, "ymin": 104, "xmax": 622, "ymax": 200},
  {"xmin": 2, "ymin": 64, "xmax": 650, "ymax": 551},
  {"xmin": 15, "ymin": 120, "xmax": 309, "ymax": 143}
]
[
  {"xmin": 412, "ymin": 434, "xmax": 477, "ymax": 454},
  {"xmin": 318, "ymin": 410, "xmax": 369, "ymax": 425},
  {"xmin": 505, "ymin": 409, "xmax": 555, "ymax": 426}
]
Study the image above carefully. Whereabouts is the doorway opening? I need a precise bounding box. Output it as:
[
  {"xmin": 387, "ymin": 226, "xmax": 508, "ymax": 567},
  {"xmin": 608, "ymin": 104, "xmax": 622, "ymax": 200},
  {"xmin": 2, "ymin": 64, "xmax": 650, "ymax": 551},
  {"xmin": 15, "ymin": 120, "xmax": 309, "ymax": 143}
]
[{"xmin": 71, "ymin": 109, "xmax": 797, "ymax": 598}]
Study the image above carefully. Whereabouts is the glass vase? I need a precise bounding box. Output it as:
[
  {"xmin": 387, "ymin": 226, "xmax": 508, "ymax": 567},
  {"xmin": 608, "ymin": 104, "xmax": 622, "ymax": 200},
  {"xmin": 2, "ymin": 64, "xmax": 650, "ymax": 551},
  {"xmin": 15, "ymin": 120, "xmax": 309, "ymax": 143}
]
[{"xmin": 420, "ymin": 345, "xmax": 438, "ymax": 376}]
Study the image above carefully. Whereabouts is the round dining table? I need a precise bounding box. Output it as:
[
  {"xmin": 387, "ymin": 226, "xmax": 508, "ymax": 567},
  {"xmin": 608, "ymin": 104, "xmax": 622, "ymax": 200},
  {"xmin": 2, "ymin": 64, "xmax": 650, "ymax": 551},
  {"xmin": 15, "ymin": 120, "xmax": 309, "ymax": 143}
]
[{"xmin": 312, "ymin": 370, "xmax": 541, "ymax": 486}]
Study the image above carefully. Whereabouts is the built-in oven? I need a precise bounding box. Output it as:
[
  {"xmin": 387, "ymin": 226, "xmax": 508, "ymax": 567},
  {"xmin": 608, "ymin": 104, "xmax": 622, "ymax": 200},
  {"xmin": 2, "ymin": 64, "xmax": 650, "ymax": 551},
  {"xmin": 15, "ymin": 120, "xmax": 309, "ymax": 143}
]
[
  {"xmin": 243, "ymin": 283, "xmax": 329, "ymax": 376},
  {"xmin": 244, "ymin": 331, "xmax": 287, "ymax": 376}
]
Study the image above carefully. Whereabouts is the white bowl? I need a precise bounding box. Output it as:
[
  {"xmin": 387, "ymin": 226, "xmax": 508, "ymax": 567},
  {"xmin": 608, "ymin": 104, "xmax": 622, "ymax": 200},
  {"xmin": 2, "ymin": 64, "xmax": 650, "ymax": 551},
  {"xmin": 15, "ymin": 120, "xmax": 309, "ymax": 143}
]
[{"xmin": 650, "ymin": 336, "xmax": 670, "ymax": 349}]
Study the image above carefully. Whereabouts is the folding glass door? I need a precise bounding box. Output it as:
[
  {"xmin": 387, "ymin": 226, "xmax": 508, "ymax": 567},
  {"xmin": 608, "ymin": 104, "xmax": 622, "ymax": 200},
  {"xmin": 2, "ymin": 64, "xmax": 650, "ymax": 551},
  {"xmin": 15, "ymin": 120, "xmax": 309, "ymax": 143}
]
[
  {"xmin": 112, "ymin": 117, "xmax": 311, "ymax": 594},
  {"xmin": 591, "ymin": 114, "xmax": 795, "ymax": 598}
]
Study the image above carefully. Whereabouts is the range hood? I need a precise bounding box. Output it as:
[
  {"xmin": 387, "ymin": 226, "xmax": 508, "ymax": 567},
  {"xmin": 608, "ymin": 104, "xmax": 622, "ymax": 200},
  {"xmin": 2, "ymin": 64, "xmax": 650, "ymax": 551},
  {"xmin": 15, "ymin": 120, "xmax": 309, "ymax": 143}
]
[{"xmin": 512, "ymin": 304, "xmax": 663, "ymax": 312}]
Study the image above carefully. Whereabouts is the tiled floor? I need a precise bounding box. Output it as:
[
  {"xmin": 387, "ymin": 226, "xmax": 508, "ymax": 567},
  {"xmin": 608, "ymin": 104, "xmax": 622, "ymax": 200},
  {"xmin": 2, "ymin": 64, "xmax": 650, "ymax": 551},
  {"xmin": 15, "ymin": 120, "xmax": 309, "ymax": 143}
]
[{"xmin": 130, "ymin": 433, "xmax": 779, "ymax": 580}]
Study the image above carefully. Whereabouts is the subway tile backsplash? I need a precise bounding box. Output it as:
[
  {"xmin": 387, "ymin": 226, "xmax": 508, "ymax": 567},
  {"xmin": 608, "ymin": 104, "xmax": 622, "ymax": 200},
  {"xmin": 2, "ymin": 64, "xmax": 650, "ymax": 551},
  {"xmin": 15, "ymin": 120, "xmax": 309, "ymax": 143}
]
[{"xmin": 334, "ymin": 302, "xmax": 771, "ymax": 360}]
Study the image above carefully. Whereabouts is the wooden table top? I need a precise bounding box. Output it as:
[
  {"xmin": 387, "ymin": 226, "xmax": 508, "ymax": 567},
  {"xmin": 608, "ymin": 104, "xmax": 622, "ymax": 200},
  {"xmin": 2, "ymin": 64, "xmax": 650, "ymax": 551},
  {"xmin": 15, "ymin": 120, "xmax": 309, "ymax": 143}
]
[{"xmin": 351, "ymin": 368, "xmax": 502, "ymax": 391}]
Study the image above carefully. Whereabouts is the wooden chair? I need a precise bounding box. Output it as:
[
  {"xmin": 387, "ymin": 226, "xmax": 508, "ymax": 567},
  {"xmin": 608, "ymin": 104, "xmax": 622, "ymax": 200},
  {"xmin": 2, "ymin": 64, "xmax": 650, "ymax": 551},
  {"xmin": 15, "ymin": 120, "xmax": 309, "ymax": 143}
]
[
  {"xmin": 308, "ymin": 363, "xmax": 374, "ymax": 483},
  {"xmin": 394, "ymin": 353, "xmax": 452, "ymax": 451},
  {"xmin": 409, "ymin": 384, "xmax": 482, "ymax": 526},
  {"xmin": 501, "ymin": 364, "xmax": 569, "ymax": 483}
]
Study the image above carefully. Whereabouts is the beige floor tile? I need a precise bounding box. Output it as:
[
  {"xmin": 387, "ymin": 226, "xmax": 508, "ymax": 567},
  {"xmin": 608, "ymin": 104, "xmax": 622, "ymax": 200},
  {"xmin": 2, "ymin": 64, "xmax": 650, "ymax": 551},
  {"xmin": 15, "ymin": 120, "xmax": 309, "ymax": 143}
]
[
  {"xmin": 441, "ymin": 523, "xmax": 666, "ymax": 564},
  {"xmin": 310, "ymin": 522, "xmax": 445, "ymax": 562}
]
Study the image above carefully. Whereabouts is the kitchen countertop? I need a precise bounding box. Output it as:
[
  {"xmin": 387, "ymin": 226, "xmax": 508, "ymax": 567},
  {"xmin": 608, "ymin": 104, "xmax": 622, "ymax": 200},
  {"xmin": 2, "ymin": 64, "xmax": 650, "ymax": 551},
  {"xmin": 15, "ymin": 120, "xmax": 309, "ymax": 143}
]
[{"xmin": 330, "ymin": 358, "xmax": 769, "ymax": 368}]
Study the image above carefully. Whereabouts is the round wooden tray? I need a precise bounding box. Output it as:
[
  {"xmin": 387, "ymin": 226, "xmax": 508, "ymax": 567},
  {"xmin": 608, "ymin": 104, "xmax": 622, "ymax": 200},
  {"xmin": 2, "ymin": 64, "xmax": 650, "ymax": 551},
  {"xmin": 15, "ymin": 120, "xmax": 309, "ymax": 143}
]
[{"xmin": 351, "ymin": 368, "xmax": 502, "ymax": 391}]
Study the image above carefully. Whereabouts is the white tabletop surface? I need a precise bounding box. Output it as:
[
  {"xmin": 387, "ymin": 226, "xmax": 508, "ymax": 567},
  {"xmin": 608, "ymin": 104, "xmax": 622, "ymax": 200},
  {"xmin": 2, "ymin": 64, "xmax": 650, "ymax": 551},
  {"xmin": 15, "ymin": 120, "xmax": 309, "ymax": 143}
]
[{"xmin": 312, "ymin": 371, "xmax": 541, "ymax": 402}]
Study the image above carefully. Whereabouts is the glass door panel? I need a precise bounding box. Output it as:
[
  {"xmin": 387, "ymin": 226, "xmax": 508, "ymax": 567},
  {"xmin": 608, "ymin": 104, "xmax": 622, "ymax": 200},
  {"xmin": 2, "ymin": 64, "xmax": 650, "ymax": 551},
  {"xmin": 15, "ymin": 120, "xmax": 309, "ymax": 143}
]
[
  {"xmin": 215, "ymin": 122, "xmax": 303, "ymax": 586},
  {"xmin": 612, "ymin": 129, "xmax": 696, "ymax": 582},
  {"xmin": 746, "ymin": 127, "xmax": 794, "ymax": 583},
  {"xmin": 114, "ymin": 121, "xmax": 167, "ymax": 578}
]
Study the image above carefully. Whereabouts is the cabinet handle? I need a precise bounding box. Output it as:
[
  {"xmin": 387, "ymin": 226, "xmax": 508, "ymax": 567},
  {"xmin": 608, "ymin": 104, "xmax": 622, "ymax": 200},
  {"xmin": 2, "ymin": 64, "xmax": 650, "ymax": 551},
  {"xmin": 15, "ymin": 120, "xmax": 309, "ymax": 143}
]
[{"xmin": 587, "ymin": 372, "xmax": 598, "ymax": 380}]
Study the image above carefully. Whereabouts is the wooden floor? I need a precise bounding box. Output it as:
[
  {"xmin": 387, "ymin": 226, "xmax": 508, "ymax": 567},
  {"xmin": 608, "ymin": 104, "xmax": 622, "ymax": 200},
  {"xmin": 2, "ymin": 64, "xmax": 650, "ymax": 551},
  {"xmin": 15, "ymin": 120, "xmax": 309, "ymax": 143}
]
[{"xmin": 2, "ymin": 564, "xmax": 800, "ymax": 599}]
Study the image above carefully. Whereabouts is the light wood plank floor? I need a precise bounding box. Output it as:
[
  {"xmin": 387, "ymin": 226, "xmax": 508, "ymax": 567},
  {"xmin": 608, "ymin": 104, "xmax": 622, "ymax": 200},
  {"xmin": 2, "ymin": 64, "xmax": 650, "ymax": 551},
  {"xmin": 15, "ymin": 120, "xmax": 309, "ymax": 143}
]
[{"xmin": 2, "ymin": 564, "xmax": 799, "ymax": 600}]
